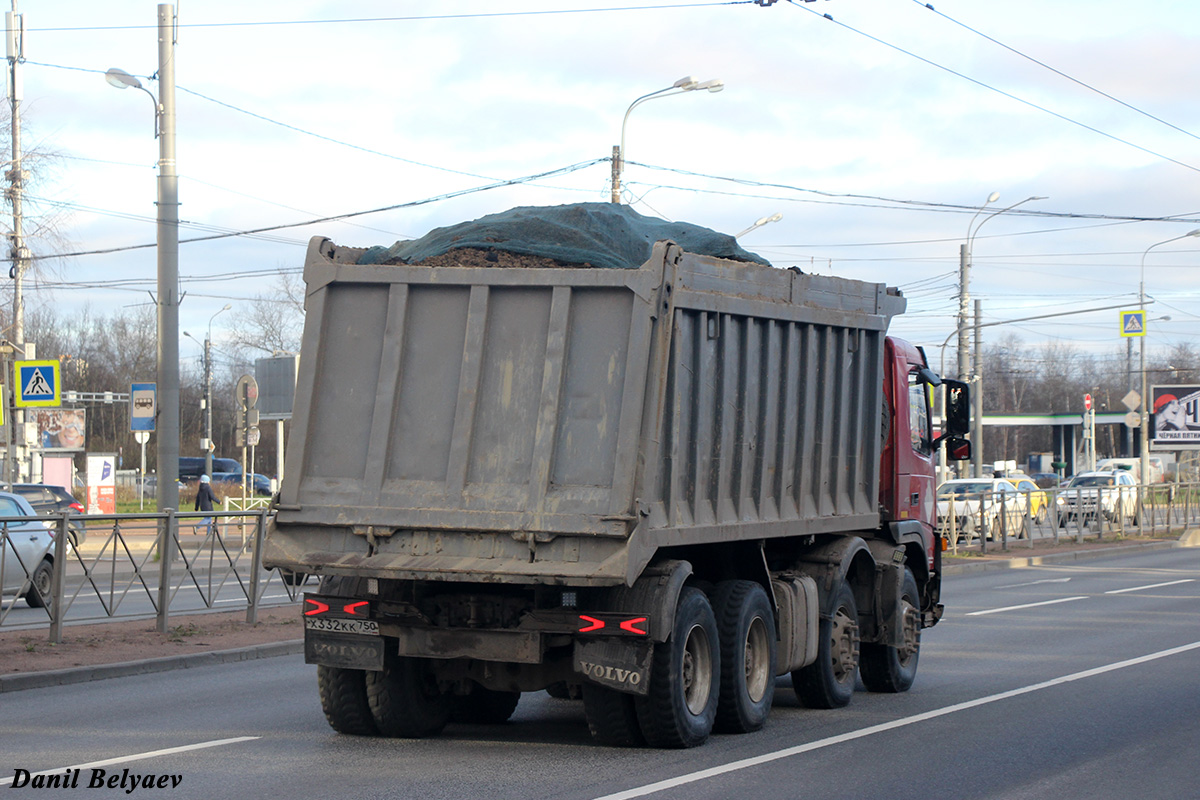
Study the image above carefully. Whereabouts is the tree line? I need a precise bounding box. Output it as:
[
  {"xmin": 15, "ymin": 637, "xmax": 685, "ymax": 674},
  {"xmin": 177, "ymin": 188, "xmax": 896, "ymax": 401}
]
[{"xmin": 5, "ymin": 271, "xmax": 303, "ymax": 478}]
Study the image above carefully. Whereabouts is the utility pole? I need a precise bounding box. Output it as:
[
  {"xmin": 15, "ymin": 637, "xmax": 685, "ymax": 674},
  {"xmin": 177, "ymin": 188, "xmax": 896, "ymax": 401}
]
[
  {"xmin": 203, "ymin": 335, "xmax": 213, "ymax": 477},
  {"xmin": 156, "ymin": 3, "xmax": 180, "ymax": 513},
  {"xmin": 6, "ymin": 4, "xmax": 29, "ymax": 481}
]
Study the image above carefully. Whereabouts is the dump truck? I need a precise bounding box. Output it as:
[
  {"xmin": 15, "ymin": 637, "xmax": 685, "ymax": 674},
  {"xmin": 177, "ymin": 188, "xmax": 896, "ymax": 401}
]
[{"xmin": 263, "ymin": 203, "xmax": 971, "ymax": 748}]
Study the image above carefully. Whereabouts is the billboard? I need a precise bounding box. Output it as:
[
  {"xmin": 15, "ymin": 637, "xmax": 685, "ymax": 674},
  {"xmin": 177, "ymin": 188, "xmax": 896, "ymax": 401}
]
[
  {"xmin": 1150, "ymin": 385, "xmax": 1200, "ymax": 449},
  {"xmin": 33, "ymin": 408, "xmax": 87, "ymax": 450}
]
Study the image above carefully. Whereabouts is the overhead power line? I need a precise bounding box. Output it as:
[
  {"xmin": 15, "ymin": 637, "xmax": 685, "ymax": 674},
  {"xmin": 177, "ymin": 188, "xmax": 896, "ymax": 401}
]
[
  {"xmin": 909, "ymin": 0, "xmax": 1200, "ymax": 145},
  {"xmin": 25, "ymin": 3, "xmax": 758, "ymax": 32},
  {"xmin": 783, "ymin": 0, "xmax": 1200, "ymax": 175},
  {"xmin": 29, "ymin": 158, "xmax": 605, "ymax": 262}
]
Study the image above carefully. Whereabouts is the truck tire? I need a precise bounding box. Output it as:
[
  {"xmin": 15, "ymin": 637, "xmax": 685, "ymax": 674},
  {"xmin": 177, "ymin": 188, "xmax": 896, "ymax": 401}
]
[
  {"xmin": 712, "ymin": 580, "xmax": 776, "ymax": 733},
  {"xmin": 24, "ymin": 559, "xmax": 53, "ymax": 609},
  {"xmin": 317, "ymin": 665, "xmax": 378, "ymax": 736},
  {"xmin": 582, "ymin": 684, "xmax": 645, "ymax": 747},
  {"xmin": 449, "ymin": 685, "xmax": 521, "ymax": 724},
  {"xmin": 365, "ymin": 652, "xmax": 450, "ymax": 738},
  {"xmin": 859, "ymin": 568, "xmax": 920, "ymax": 693},
  {"xmin": 634, "ymin": 586, "xmax": 720, "ymax": 748},
  {"xmin": 793, "ymin": 580, "xmax": 859, "ymax": 709}
]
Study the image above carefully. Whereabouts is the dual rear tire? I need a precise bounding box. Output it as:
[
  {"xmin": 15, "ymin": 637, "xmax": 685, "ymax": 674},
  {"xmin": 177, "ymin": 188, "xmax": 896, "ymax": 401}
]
[{"xmin": 583, "ymin": 581, "xmax": 777, "ymax": 748}]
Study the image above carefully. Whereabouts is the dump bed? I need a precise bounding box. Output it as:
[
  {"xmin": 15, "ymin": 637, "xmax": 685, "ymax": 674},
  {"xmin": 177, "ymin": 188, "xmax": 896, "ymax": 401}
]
[{"xmin": 264, "ymin": 234, "xmax": 905, "ymax": 586}]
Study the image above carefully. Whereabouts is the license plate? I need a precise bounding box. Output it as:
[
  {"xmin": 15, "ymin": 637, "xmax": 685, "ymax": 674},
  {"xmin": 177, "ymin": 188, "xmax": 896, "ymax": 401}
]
[{"xmin": 304, "ymin": 617, "xmax": 380, "ymax": 636}]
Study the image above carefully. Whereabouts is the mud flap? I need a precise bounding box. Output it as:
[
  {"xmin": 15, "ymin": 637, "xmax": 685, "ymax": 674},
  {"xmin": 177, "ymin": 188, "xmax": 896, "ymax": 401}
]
[
  {"xmin": 305, "ymin": 632, "xmax": 386, "ymax": 671},
  {"xmin": 574, "ymin": 638, "xmax": 653, "ymax": 696}
]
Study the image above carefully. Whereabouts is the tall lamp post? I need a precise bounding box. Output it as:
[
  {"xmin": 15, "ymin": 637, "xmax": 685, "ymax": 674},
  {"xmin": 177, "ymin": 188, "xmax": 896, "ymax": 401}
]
[
  {"xmin": 959, "ymin": 194, "xmax": 1047, "ymax": 475},
  {"xmin": 105, "ymin": 4, "xmax": 179, "ymax": 514},
  {"xmin": 1138, "ymin": 229, "xmax": 1200, "ymax": 487},
  {"xmin": 611, "ymin": 75, "xmax": 723, "ymax": 204},
  {"xmin": 184, "ymin": 303, "xmax": 231, "ymax": 479}
]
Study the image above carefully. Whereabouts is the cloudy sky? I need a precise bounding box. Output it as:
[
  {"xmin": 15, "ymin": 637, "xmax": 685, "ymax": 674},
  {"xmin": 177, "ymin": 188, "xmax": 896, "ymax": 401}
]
[{"xmin": 10, "ymin": 0, "xmax": 1200, "ymax": 379}]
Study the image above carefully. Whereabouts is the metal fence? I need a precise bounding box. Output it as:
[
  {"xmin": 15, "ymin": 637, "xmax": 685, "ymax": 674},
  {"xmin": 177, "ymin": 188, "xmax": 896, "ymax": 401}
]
[
  {"xmin": 1, "ymin": 508, "xmax": 307, "ymax": 643},
  {"xmin": 941, "ymin": 480, "xmax": 1200, "ymax": 555}
]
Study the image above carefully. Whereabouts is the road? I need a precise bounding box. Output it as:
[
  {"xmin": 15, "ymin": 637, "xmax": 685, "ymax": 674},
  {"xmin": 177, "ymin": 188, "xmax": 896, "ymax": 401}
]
[{"xmin": 3, "ymin": 547, "xmax": 1198, "ymax": 799}]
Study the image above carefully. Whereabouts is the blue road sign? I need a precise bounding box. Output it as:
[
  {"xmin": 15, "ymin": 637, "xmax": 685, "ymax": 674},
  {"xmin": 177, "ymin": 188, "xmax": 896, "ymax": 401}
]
[
  {"xmin": 1121, "ymin": 310, "xmax": 1145, "ymax": 337},
  {"xmin": 14, "ymin": 360, "xmax": 60, "ymax": 407},
  {"xmin": 130, "ymin": 382, "xmax": 157, "ymax": 432}
]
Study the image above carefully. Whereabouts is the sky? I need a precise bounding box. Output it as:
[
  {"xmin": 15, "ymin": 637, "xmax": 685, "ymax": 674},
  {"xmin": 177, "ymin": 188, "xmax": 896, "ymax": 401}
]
[{"xmin": 9, "ymin": 0, "xmax": 1200, "ymax": 384}]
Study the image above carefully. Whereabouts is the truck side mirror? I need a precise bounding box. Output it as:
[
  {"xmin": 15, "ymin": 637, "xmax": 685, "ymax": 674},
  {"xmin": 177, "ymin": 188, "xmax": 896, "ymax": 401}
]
[
  {"xmin": 941, "ymin": 379, "xmax": 970, "ymax": 437},
  {"xmin": 939, "ymin": 435, "xmax": 971, "ymax": 461}
]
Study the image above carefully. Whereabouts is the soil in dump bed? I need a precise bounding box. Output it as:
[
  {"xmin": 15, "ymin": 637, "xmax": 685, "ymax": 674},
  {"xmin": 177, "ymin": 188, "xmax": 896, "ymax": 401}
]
[{"xmin": 398, "ymin": 247, "xmax": 594, "ymax": 269}]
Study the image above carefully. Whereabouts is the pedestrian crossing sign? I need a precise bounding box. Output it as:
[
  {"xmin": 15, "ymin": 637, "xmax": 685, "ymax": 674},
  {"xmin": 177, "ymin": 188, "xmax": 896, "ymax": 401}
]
[
  {"xmin": 14, "ymin": 359, "xmax": 61, "ymax": 407},
  {"xmin": 1120, "ymin": 310, "xmax": 1145, "ymax": 337}
]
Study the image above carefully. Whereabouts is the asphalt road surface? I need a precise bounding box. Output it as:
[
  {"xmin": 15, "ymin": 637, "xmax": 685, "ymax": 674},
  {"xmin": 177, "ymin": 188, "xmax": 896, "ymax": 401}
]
[{"xmin": 3, "ymin": 547, "xmax": 1198, "ymax": 799}]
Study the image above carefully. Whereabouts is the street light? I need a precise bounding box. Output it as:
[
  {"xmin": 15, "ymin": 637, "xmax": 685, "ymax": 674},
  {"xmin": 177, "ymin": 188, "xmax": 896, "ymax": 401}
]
[
  {"xmin": 610, "ymin": 76, "xmax": 724, "ymax": 203},
  {"xmin": 105, "ymin": 5, "xmax": 179, "ymax": 516},
  {"xmin": 958, "ymin": 194, "xmax": 1047, "ymax": 476},
  {"xmin": 736, "ymin": 212, "xmax": 782, "ymax": 238},
  {"xmin": 1138, "ymin": 229, "xmax": 1200, "ymax": 488},
  {"xmin": 184, "ymin": 303, "xmax": 231, "ymax": 480}
]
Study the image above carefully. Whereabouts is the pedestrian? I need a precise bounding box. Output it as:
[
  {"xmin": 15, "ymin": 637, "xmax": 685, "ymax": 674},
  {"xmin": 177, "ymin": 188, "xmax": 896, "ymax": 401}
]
[{"xmin": 195, "ymin": 474, "xmax": 217, "ymax": 534}]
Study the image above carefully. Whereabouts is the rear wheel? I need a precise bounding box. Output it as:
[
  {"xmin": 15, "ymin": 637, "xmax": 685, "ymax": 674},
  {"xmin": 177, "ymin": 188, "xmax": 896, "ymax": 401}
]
[
  {"xmin": 634, "ymin": 587, "xmax": 720, "ymax": 748},
  {"xmin": 712, "ymin": 580, "xmax": 776, "ymax": 733},
  {"xmin": 317, "ymin": 665, "xmax": 378, "ymax": 735},
  {"xmin": 365, "ymin": 652, "xmax": 450, "ymax": 738},
  {"xmin": 24, "ymin": 559, "xmax": 52, "ymax": 609},
  {"xmin": 793, "ymin": 580, "xmax": 859, "ymax": 709},
  {"xmin": 860, "ymin": 568, "xmax": 920, "ymax": 693},
  {"xmin": 582, "ymin": 684, "xmax": 645, "ymax": 747}
]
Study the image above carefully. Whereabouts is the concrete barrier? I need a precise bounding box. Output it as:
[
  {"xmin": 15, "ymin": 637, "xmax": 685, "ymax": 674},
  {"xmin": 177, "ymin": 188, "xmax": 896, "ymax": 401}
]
[{"xmin": 1178, "ymin": 528, "xmax": 1200, "ymax": 547}]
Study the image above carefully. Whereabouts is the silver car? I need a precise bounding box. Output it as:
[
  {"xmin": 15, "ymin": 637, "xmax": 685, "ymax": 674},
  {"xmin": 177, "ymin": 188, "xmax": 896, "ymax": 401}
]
[
  {"xmin": 1056, "ymin": 471, "xmax": 1139, "ymax": 525},
  {"xmin": 0, "ymin": 491, "xmax": 57, "ymax": 608}
]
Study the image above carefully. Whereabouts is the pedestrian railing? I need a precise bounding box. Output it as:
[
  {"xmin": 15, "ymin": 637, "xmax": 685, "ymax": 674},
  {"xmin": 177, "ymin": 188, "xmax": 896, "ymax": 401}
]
[
  {"xmin": 0, "ymin": 508, "xmax": 306, "ymax": 643},
  {"xmin": 939, "ymin": 480, "xmax": 1200, "ymax": 556}
]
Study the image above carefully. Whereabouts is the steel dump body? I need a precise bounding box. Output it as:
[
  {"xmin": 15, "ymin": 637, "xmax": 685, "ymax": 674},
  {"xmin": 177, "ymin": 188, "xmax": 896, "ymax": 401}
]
[{"xmin": 264, "ymin": 237, "xmax": 906, "ymax": 587}]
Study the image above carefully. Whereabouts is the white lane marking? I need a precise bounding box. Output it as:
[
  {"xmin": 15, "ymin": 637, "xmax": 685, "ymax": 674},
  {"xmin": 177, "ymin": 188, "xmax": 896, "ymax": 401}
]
[
  {"xmin": 0, "ymin": 737, "xmax": 259, "ymax": 786},
  {"xmin": 1105, "ymin": 579, "xmax": 1195, "ymax": 595},
  {"xmin": 214, "ymin": 594, "xmax": 295, "ymax": 605},
  {"xmin": 996, "ymin": 578, "xmax": 1072, "ymax": 589},
  {"xmin": 592, "ymin": 641, "xmax": 1200, "ymax": 800},
  {"xmin": 966, "ymin": 596, "xmax": 1087, "ymax": 616}
]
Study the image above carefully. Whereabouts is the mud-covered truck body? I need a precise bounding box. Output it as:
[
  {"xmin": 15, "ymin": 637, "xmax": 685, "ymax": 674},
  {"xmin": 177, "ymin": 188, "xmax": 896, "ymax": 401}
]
[{"xmin": 263, "ymin": 203, "xmax": 970, "ymax": 748}]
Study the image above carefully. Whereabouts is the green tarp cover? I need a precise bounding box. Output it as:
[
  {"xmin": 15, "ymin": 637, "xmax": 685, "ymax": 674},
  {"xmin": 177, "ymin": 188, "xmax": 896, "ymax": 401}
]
[{"xmin": 357, "ymin": 202, "xmax": 772, "ymax": 270}]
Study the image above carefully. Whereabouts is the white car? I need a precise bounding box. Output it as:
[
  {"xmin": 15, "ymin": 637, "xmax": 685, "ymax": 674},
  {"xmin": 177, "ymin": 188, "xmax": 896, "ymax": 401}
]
[
  {"xmin": 0, "ymin": 491, "xmax": 57, "ymax": 608},
  {"xmin": 936, "ymin": 478, "xmax": 1029, "ymax": 541},
  {"xmin": 1056, "ymin": 471, "xmax": 1139, "ymax": 525}
]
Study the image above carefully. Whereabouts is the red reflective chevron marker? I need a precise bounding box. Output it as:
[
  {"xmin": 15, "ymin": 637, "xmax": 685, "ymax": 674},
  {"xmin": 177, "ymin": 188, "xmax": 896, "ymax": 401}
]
[
  {"xmin": 578, "ymin": 615, "xmax": 606, "ymax": 632},
  {"xmin": 304, "ymin": 599, "xmax": 330, "ymax": 616},
  {"xmin": 343, "ymin": 601, "xmax": 369, "ymax": 615},
  {"xmin": 619, "ymin": 617, "xmax": 648, "ymax": 635}
]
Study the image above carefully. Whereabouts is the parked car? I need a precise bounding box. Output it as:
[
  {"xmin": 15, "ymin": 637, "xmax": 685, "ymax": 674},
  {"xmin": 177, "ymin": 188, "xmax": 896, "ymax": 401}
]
[
  {"xmin": 211, "ymin": 472, "xmax": 272, "ymax": 497},
  {"xmin": 1005, "ymin": 472, "xmax": 1050, "ymax": 524},
  {"xmin": 1056, "ymin": 471, "xmax": 1138, "ymax": 525},
  {"xmin": 179, "ymin": 457, "xmax": 242, "ymax": 483},
  {"xmin": 137, "ymin": 475, "xmax": 187, "ymax": 500},
  {"xmin": 1029, "ymin": 471, "xmax": 1062, "ymax": 489},
  {"xmin": 0, "ymin": 482, "xmax": 85, "ymax": 545},
  {"xmin": 0, "ymin": 491, "xmax": 57, "ymax": 608},
  {"xmin": 1095, "ymin": 457, "xmax": 1164, "ymax": 484},
  {"xmin": 936, "ymin": 478, "xmax": 1029, "ymax": 541}
]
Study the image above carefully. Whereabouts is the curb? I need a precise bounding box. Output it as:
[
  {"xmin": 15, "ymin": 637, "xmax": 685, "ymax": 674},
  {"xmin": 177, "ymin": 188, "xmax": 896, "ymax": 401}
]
[
  {"xmin": 942, "ymin": 539, "xmax": 1181, "ymax": 576},
  {"xmin": 0, "ymin": 639, "xmax": 304, "ymax": 694}
]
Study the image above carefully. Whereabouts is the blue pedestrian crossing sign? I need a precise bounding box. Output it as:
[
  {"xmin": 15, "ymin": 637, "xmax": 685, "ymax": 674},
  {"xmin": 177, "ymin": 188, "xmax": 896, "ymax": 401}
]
[
  {"xmin": 1120, "ymin": 310, "xmax": 1146, "ymax": 337},
  {"xmin": 14, "ymin": 359, "xmax": 61, "ymax": 407}
]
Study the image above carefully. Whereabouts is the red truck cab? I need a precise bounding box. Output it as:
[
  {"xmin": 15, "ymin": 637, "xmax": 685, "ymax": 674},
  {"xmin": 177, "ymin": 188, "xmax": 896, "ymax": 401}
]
[{"xmin": 880, "ymin": 336, "xmax": 971, "ymax": 566}]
